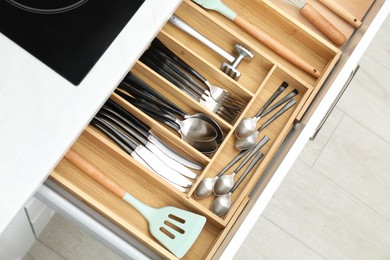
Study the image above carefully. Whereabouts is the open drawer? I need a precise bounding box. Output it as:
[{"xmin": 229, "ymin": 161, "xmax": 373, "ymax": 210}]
[{"xmin": 46, "ymin": 0, "xmax": 382, "ymax": 259}]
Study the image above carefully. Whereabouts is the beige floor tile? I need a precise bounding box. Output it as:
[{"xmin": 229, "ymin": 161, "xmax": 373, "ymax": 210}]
[
  {"xmin": 313, "ymin": 115, "xmax": 390, "ymax": 220},
  {"xmin": 22, "ymin": 240, "xmax": 64, "ymax": 260},
  {"xmin": 234, "ymin": 216, "xmax": 324, "ymax": 260},
  {"xmin": 364, "ymin": 15, "xmax": 390, "ymax": 70},
  {"xmin": 298, "ymin": 108, "xmax": 344, "ymax": 166},
  {"xmin": 37, "ymin": 214, "xmax": 122, "ymax": 260},
  {"xmin": 263, "ymin": 159, "xmax": 390, "ymax": 260},
  {"xmin": 337, "ymin": 54, "xmax": 390, "ymax": 143}
]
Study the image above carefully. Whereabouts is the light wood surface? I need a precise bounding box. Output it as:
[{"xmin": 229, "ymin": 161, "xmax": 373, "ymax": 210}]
[
  {"xmin": 300, "ymin": 3, "xmax": 346, "ymax": 46},
  {"xmin": 318, "ymin": 0, "xmax": 362, "ymax": 28},
  {"xmin": 234, "ymin": 15, "xmax": 321, "ymax": 77},
  {"xmin": 49, "ymin": 0, "xmax": 373, "ymax": 258}
]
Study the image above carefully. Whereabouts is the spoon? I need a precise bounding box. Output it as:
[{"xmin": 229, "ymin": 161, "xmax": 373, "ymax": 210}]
[
  {"xmin": 194, "ymin": 147, "xmax": 254, "ymax": 198},
  {"xmin": 116, "ymin": 90, "xmax": 218, "ymax": 142},
  {"xmin": 235, "ymin": 88, "xmax": 299, "ymax": 138},
  {"xmin": 214, "ymin": 136, "xmax": 269, "ymax": 195},
  {"xmin": 119, "ymin": 77, "xmax": 225, "ymax": 143},
  {"xmin": 235, "ymin": 82, "xmax": 287, "ymax": 138},
  {"xmin": 104, "ymin": 99, "xmax": 204, "ymax": 170},
  {"xmin": 211, "ymin": 150, "xmax": 264, "ymax": 216},
  {"xmin": 235, "ymin": 98, "xmax": 297, "ymax": 150},
  {"xmin": 128, "ymin": 100, "xmax": 218, "ymax": 154}
]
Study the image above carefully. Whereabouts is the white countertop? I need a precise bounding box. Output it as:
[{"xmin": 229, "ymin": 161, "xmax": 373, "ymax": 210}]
[{"xmin": 0, "ymin": 0, "xmax": 181, "ymax": 234}]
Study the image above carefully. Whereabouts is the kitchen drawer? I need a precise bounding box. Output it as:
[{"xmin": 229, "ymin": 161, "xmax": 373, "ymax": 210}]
[{"xmin": 45, "ymin": 0, "xmax": 385, "ymax": 259}]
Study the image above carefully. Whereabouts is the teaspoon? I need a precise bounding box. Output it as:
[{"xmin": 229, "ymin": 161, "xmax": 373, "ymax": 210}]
[
  {"xmin": 235, "ymin": 87, "xmax": 299, "ymax": 138},
  {"xmin": 194, "ymin": 148, "xmax": 254, "ymax": 198},
  {"xmin": 235, "ymin": 82, "xmax": 287, "ymax": 138},
  {"xmin": 214, "ymin": 136, "xmax": 269, "ymax": 195},
  {"xmin": 235, "ymin": 98, "xmax": 297, "ymax": 150},
  {"xmin": 211, "ymin": 151, "xmax": 264, "ymax": 216}
]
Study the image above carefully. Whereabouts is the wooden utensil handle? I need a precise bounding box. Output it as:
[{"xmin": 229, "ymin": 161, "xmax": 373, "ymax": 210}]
[
  {"xmin": 234, "ymin": 16, "xmax": 321, "ymax": 78},
  {"xmin": 318, "ymin": 0, "xmax": 361, "ymax": 28},
  {"xmin": 65, "ymin": 150, "xmax": 127, "ymax": 198},
  {"xmin": 300, "ymin": 3, "xmax": 346, "ymax": 46}
]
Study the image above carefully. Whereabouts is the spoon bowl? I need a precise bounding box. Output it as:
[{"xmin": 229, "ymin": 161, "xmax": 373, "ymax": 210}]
[
  {"xmin": 235, "ymin": 117, "xmax": 258, "ymax": 138},
  {"xmin": 211, "ymin": 193, "xmax": 232, "ymax": 216},
  {"xmin": 211, "ymin": 151, "xmax": 265, "ymax": 216},
  {"xmin": 214, "ymin": 173, "xmax": 235, "ymax": 196},
  {"xmin": 195, "ymin": 176, "xmax": 218, "ymax": 198}
]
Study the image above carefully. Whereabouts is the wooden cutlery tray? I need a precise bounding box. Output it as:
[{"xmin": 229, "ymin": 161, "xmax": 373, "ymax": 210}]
[{"xmin": 50, "ymin": 0, "xmax": 373, "ymax": 258}]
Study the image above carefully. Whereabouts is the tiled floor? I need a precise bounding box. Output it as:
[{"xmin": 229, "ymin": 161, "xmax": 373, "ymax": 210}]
[
  {"xmin": 24, "ymin": 14, "xmax": 389, "ymax": 260},
  {"xmin": 235, "ymin": 15, "xmax": 390, "ymax": 260}
]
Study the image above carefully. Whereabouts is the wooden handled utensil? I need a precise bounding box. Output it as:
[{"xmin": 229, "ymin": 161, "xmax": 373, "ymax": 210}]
[
  {"xmin": 191, "ymin": 0, "xmax": 321, "ymax": 78},
  {"xmin": 318, "ymin": 0, "xmax": 361, "ymax": 28},
  {"xmin": 283, "ymin": 0, "xmax": 347, "ymax": 46},
  {"xmin": 65, "ymin": 149, "xmax": 206, "ymax": 258}
]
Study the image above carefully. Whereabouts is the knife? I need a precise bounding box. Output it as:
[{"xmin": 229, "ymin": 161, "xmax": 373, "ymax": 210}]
[
  {"xmin": 104, "ymin": 99, "xmax": 204, "ymax": 170},
  {"xmin": 92, "ymin": 117, "xmax": 192, "ymax": 189}
]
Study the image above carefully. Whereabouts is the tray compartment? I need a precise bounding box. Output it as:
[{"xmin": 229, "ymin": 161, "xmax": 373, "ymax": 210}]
[
  {"xmin": 162, "ymin": 6, "xmax": 276, "ymax": 93},
  {"xmin": 177, "ymin": 0, "xmax": 340, "ymax": 85},
  {"xmin": 188, "ymin": 66, "xmax": 312, "ymax": 222},
  {"xmin": 51, "ymin": 129, "xmax": 227, "ymax": 259}
]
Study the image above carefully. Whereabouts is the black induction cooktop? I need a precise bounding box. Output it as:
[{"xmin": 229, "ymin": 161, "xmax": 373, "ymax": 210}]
[{"xmin": 0, "ymin": 0, "xmax": 145, "ymax": 85}]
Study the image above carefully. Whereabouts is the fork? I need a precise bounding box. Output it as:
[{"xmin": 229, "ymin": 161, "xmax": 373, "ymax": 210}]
[
  {"xmin": 151, "ymin": 39, "xmax": 246, "ymax": 110},
  {"xmin": 140, "ymin": 51, "xmax": 239, "ymax": 123}
]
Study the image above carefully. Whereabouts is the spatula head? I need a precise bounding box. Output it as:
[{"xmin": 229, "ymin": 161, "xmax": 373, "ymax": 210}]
[
  {"xmin": 191, "ymin": 0, "xmax": 237, "ymax": 20},
  {"xmin": 147, "ymin": 206, "xmax": 206, "ymax": 258}
]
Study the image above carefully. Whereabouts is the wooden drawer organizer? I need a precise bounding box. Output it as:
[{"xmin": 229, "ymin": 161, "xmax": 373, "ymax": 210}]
[{"xmin": 50, "ymin": 0, "xmax": 373, "ymax": 258}]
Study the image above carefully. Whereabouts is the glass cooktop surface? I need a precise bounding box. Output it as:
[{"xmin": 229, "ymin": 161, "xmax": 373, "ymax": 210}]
[{"xmin": 0, "ymin": 0, "xmax": 145, "ymax": 85}]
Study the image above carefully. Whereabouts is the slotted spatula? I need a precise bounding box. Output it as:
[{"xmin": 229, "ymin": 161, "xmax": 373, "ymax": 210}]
[{"xmin": 65, "ymin": 149, "xmax": 206, "ymax": 258}]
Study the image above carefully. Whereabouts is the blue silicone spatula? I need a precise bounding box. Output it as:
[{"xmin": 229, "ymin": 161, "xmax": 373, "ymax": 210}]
[{"xmin": 65, "ymin": 149, "xmax": 206, "ymax": 258}]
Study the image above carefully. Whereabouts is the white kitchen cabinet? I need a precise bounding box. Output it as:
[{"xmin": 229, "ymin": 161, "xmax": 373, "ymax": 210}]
[{"xmin": 0, "ymin": 208, "xmax": 35, "ymax": 260}]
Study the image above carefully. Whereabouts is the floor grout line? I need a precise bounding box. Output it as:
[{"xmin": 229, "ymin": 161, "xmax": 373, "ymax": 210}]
[
  {"xmin": 262, "ymin": 215, "xmax": 327, "ymax": 260},
  {"xmin": 298, "ymin": 158, "xmax": 390, "ymax": 225},
  {"xmin": 36, "ymin": 237, "xmax": 68, "ymax": 260}
]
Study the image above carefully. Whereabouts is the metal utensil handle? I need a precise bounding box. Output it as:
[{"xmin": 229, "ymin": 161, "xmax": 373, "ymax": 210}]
[
  {"xmin": 118, "ymin": 81, "xmax": 187, "ymax": 118},
  {"xmin": 144, "ymin": 50, "xmax": 205, "ymax": 97},
  {"xmin": 216, "ymin": 149, "xmax": 252, "ymax": 177},
  {"xmin": 257, "ymin": 98, "xmax": 297, "ymax": 133},
  {"xmin": 115, "ymin": 90, "xmax": 179, "ymax": 124},
  {"xmin": 95, "ymin": 116, "xmax": 139, "ymax": 150},
  {"xmin": 255, "ymin": 82, "xmax": 288, "ymax": 118},
  {"xmin": 140, "ymin": 55, "xmax": 201, "ymax": 101},
  {"xmin": 91, "ymin": 120, "xmax": 136, "ymax": 155},
  {"xmin": 231, "ymin": 151, "xmax": 264, "ymax": 192},
  {"xmin": 151, "ymin": 49, "xmax": 208, "ymax": 93},
  {"xmin": 234, "ymin": 135, "xmax": 269, "ymax": 173},
  {"xmin": 169, "ymin": 15, "xmax": 235, "ymax": 63},
  {"xmin": 98, "ymin": 110, "xmax": 148, "ymax": 146},
  {"xmin": 124, "ymin": 73, "xmax": 184, "ymax": 116},
  {"xmin": 105, "ymin": 99, "xmax": 150, "ymax": 135},
  {"xmin": 261, "ymin": 89, "xmax": 299, "ymax": 118},
  {"xmin": 151, "ymin": 40, "xmax": 208, "ymax": 84}
]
